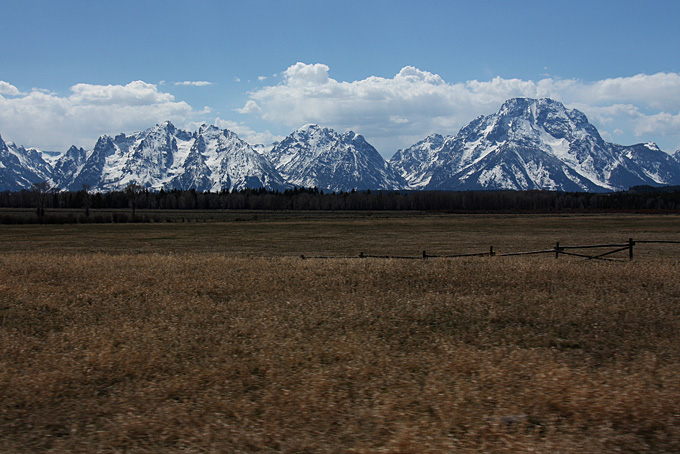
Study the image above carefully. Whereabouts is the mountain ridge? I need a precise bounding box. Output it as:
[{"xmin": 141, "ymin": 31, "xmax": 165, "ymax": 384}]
[
  {"xmin": 391, "ymin": 98, "xmax": 680, "ymax": 192},
  {"xmin": 2, "ymin": 98, "xmax": 680, "ymax": 192}
]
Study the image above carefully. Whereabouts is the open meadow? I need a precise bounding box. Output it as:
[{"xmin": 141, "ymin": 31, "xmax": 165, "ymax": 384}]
[{"xmin": 1, "ymin": 212, "xmax": 680, "ymax": 452}]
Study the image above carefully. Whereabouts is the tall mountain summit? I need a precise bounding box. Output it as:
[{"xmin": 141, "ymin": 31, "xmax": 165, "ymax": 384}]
[
  {"xmin": 264, "ymin": 124, "xmax": 406, "ymax": 192},
  {"xmin": 391, "ymin": 98, "xmax": 680, "ymax": 191}
]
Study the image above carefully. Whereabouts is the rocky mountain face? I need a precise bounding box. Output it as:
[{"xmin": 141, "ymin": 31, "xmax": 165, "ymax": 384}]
[
  {"xmin": 0, "ymin": 134, "xmax": 53, "ymax": 191},
  {"xmin": 7, "ymin": 122, "xmax": 289, "ymax": 192},
  {"xmin": 264, "ymin": 124, "xmax": 406, "ymax": 192},
  {"xmin": 391, "ymin": 98, "xmax": 680, "ymax": 192},
  {"xmin": 390, "ymin": 133, "xmax": 445, "ymax": 190},
  {"xmin": 2, "ymin": 98, "xmax": 680, "ymax": 193}
]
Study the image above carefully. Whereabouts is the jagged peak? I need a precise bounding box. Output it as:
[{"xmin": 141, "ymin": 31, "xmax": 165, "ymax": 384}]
[
  {"xmin": 295, "ymin": 124, "xmax": 340, "ymax": 139},
  {"xmin": 499, "ymin": 97, "xmax": 567, "ymax": 116},
  {"xmin": 394, "ymin": 134, "xmax": 446, "ymax": 156},
  {"xmin": 340, "ymin": 130, "xmax": 360, "ymax": 141},
  {"xmin": 492, "ymin": 97, "xmax": 595, "ymax": 138},
  {"xmin": 95, "ymin": 134, "xmax": 114, "ymax": 144},
  {"xmin": 294, "ymin": 125, "xmax": 369, "ymax": 146},
  {"xmin": 645, "ymin": 141, "xmax": 661, "ymax": 151},
  {"xmin": 298, "ymin": 123, "xmax": 323, "ymax": 132},
  {"xmin": 421, "ymin": 133, "xmax": 446, "ymax": 145},
  {"xmin": 498, "ymin": 97, "xmax": 534, "ymax": 115},
  {"xmin": 197, "ymin": 123, "xmax": 221, "ymax": 134},
  {"xmin": 143, "ymin": 120, "xmax": 177, "ymax": 136}
]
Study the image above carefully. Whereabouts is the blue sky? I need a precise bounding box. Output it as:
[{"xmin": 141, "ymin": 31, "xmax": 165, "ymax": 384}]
[{"xmin": 1, "ymin": 0, "xmax": 679, "ymax": 157}]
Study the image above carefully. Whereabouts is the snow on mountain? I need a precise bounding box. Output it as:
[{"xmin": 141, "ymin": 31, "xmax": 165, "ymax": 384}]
[
  {"xmin": 0, "ymin": 134, "xmax": 53, "ymax": 191},
  {"xmin": 2, "ymin": 100, "xmax": 680, "ymax": 193},
  {"xmin": 52, "ymin": 145, "xmax": 88, "ymax": 190},
  {"xmin": 390, "ymin": 133, "xmax": 446, "ymax": 189},
  {"xmin": 38, "ymin": 150, "xmax": 64, "ymax": 167},
  {"xmin": 267, "ymin": 124, "xmax": 406, "ymax": 192},
  {"xmin": 251, "ymin": 142, "xmax": 276, "ymax": 156},
  {"xmin": 392, "ymin": 98, "xmax": 680, "ymax": 192},
  {"xmin": 53, "ymin": 121, "xmax": 288, "ymax": 192},
  {"xmin": 167, "ymin": 124, "xmax": 287, "ymax": 192},
  {"xmin": 611, "ymin": 142, "xmax": 680, "ymax": 189}
]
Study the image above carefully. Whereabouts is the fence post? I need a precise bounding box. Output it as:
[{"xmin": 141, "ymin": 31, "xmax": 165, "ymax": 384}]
[
  {"xmin": 490, "ymin": 246, "xmax": 495, "ymax": 257},
  {"xmin": 555, "ymin": 241, "xmax": 560, "ymax": 259},
  {"xmin": 423, "ymin": 250, "xmax": 427, "ymax": 260},
  {"xmin": 359, "ymin": 252, "xmax": 364, "ymax": 259},
  {"xmin": 629, "ymin": 238, "xmax": 634, "ymax": 261}
]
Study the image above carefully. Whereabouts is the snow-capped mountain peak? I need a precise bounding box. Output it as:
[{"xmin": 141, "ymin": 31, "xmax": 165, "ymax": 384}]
[
  {"xmin": 2, "ymin": 98, "xmax": 680, "ymax": 193},
  {"xmin": 0, "ymin": 134, "xmax": 54, "ymax": 190},
  {"xmin": 391, "ymin": 97, "xmax": 680, "ymax": 192},
  {"xmin": 644, "ymin": 142, "xmax": 661, "ymax": 151},
  {"xmin": 268, "ymin": 124, "xmax": 406, "ymax": 192},
  {"xmin": 44, "ymin": 123, "xmax": 288, "ymax": 192}
]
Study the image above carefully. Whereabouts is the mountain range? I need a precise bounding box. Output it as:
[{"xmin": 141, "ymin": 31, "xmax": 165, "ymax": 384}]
[{"xmin": 2, "ymin": 98, "xmax": 680, "ymax": 193}]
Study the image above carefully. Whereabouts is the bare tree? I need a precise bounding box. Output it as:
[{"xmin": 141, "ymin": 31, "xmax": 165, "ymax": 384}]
[
  {"xmin": 32, "ymin": 181, "xmax": 51, "ymax": 218},
  {"xmin": 80, "ymin": 184, "xmax": 91, "ymax": 217},
  {"xmin": 125, "ymin": 184, "xmax": 144, "ymax": 218}
]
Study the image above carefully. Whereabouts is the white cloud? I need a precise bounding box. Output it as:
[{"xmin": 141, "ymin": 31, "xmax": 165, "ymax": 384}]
[
  {"xmin": 174, "ymin": 81, "xmax": 213, "ymax": 87},
  {"xmin": 70, "ymin": 81, "xmax": 175, "ymax": 105},
  {"xmin": 257, "ymin": 76, "xmax": 267, "ymax": 81},
  {"xmin": 632, "ymin": 111, "xmax": 680, "ymax": 137},
  {"xmin": 213, "ymin": 118, "xmax": 283, "ymax": 145},
  {"xmin": 240, "ymin": 63, "xmax": 680, "ymax": 155},
  {"xmin": 577, "ymin": 73, "xmax": 680, "ymax": 111},
  {"xmin": 284, "ymin": 62, "xmax": 331, "ymax": 86},
  {"xmin": 0, "ymin": 81, "xmax": 21, "ymax": 96},
  {"xmin": 3, "ymin": 67, "xmax": 680, "ymax": 156},
  {"xmin": 0, "ymin": 81, "xmax": 202, "ymax": 150},
  {"xmin": 235, "ymin": 100, "xmax": 262, "ymax": 114},
  {"xmin": 234, "ymin": 77, "xmax": 241, "ymax": 83}
]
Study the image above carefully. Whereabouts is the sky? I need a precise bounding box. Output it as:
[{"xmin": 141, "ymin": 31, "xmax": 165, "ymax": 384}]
[{"xmin": 1, "ymin": 0, "xmax": 679, "ymax": 158}]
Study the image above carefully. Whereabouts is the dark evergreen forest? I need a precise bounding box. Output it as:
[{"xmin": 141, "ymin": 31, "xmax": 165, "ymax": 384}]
[{"xmin": 1, "ymin": 186, "xmax": 679, "ymax": 224}]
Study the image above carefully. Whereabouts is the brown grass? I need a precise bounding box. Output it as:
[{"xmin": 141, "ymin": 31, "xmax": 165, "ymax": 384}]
[
  {"xmin": 1, "ymin": 214, "xmax": 680, "ymax": 452},
  {"xmin": 1, "ymin": 212, "xmax": 678, "ymax": 257}
]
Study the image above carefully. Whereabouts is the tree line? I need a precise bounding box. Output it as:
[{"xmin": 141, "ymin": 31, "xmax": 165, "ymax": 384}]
[{"xmin": 1, "ymin": 184, "xmax": 679, "ymax": 223}]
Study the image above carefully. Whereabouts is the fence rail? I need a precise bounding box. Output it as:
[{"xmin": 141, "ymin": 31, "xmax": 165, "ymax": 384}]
[{"xmin": 300, "ymin": 239, "xmax": 680, "ymax": 262}]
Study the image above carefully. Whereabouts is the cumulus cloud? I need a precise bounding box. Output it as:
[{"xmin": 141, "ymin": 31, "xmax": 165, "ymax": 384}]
[
  {"xmin": 632, "ymin": 111, "xmax": 680, "ymax": 137},
  {"xmin": 0, "ymin": 81, "xmax": 21, "ymax": 96},
  {"xmin": 3, "ymin": 67, "xmax": 680, "ymax": 156},
  {"xmin": 240, "ymin": 63, "xmax": 680, "ymax": 155},
  {"xmin": 236, "ymin": 100, "xmax": 262, "ymax": 114},
  {"xmin": 283, "ymin": 62, "xmax": 331, "ymax": 86},
  {"xmin": 174, "ymin": 81, "xmax": 213, "ymax": 87},
  {"xmin": 70, "ymin": 81, "xmax": 175, "ymax": 105},
  {"xmin": 0, "ymin": 81, "xmax": 202, "ymax": 150}
]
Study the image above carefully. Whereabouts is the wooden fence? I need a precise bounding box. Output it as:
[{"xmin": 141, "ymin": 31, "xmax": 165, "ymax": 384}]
[{"xmin": 300, "ymin": 239, "xmax": 680, "ymax": 262}]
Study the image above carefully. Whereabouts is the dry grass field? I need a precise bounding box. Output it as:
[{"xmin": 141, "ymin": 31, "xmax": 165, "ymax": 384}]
[{"xmin": 1, "ymin": 213, "xmax": 680, "ymax": 453}]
